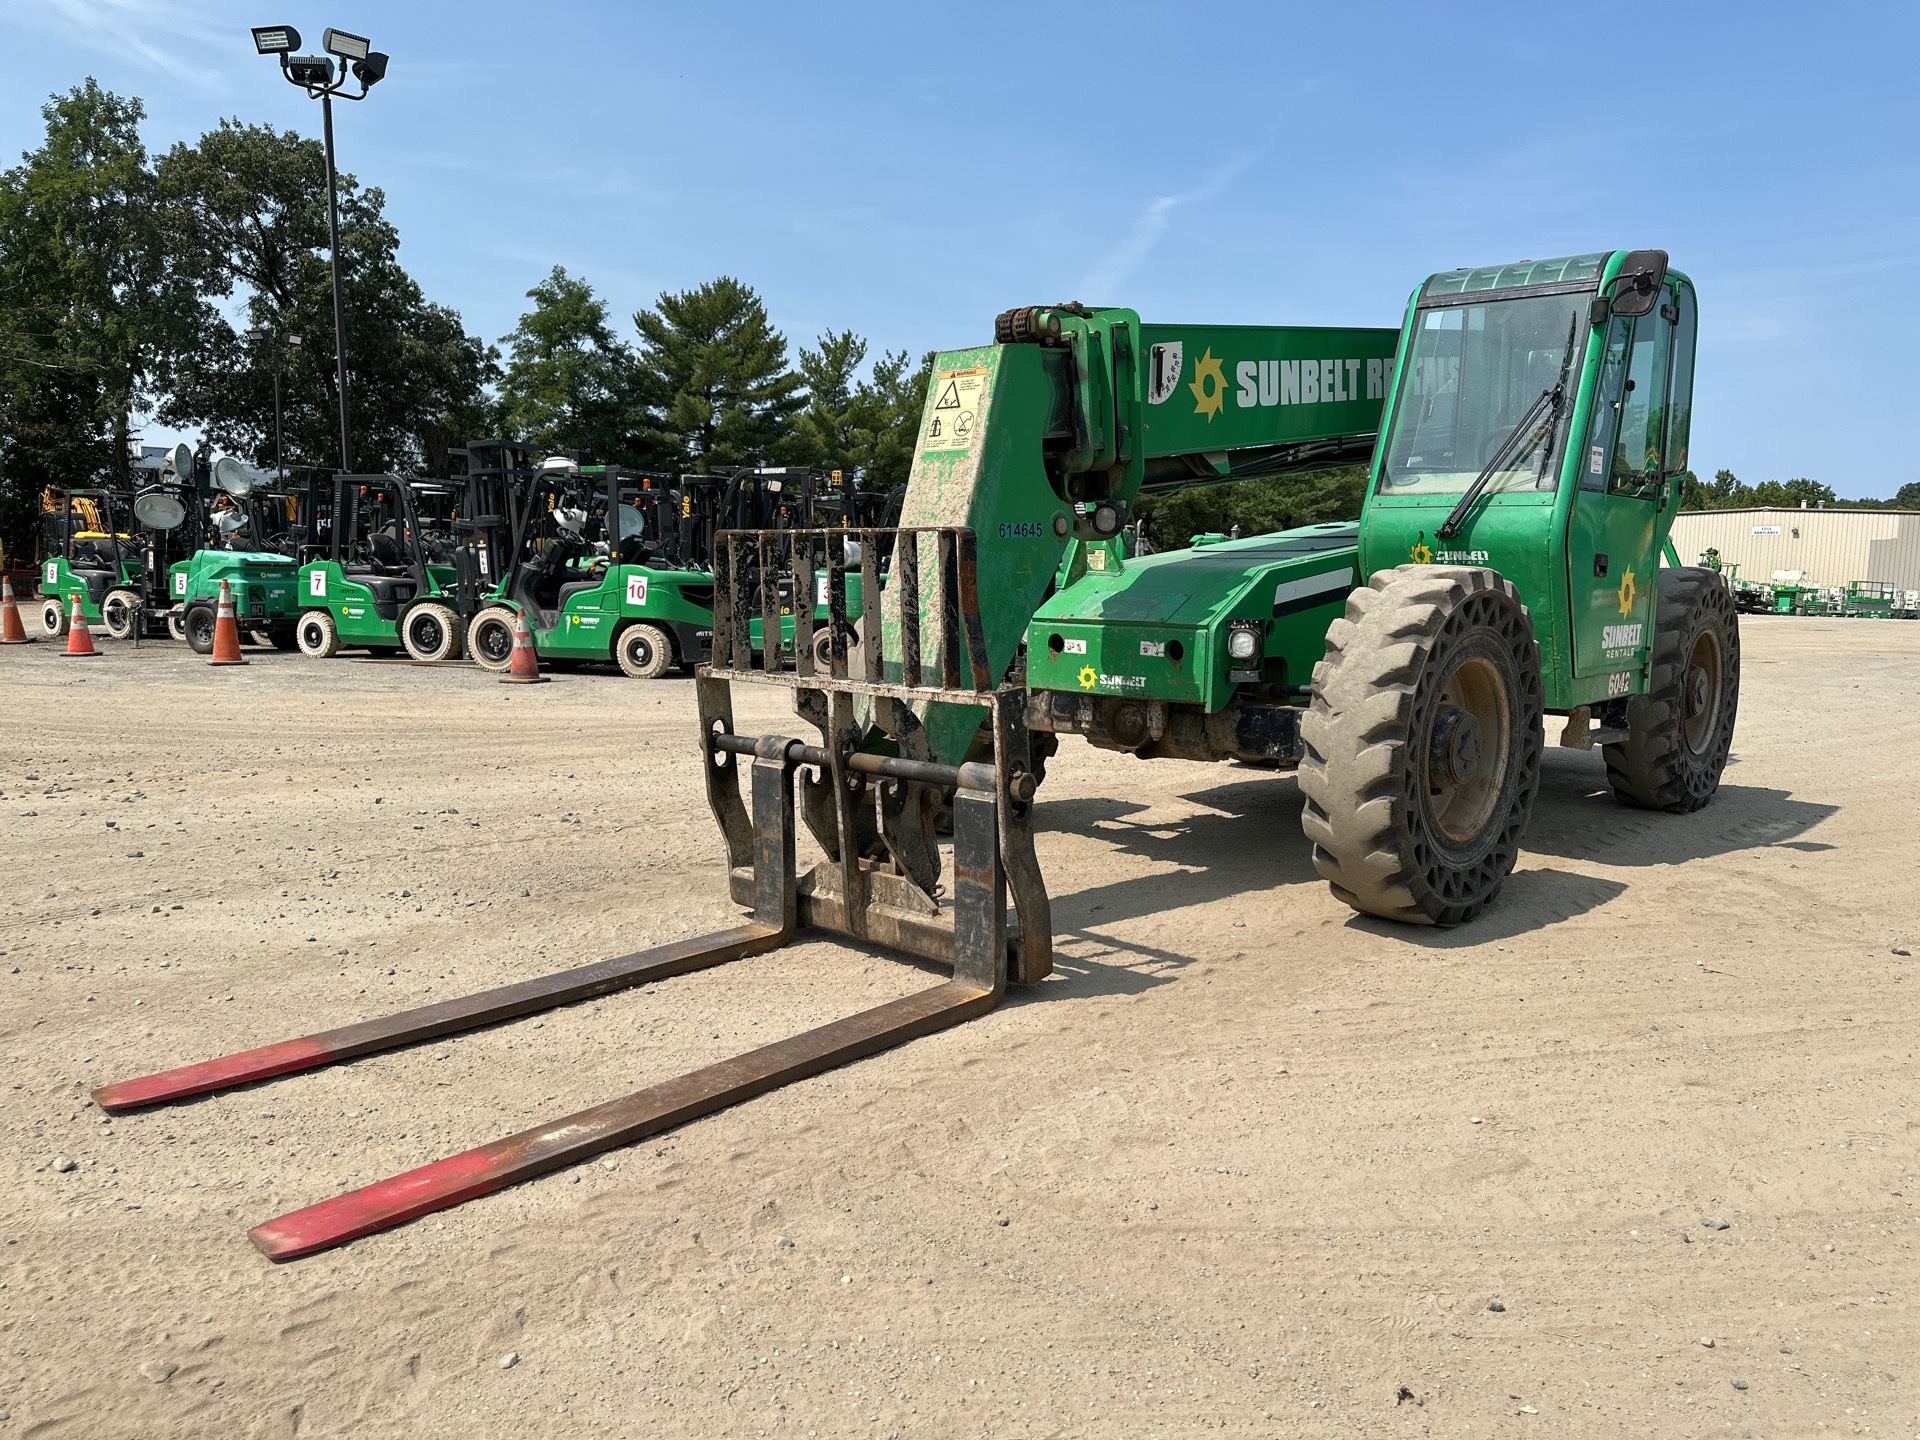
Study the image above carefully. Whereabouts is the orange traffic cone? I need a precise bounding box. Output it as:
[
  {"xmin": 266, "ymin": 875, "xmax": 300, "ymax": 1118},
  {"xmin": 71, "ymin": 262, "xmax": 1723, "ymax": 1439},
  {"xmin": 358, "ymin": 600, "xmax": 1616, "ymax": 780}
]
[
  {"xmin": 60, "ymin": 594, "xmax": 101, "ymax": 658},
  {"xmin": 0, "ymin": 576, "xmax": 29, "ymax": 645},
  {"xmin": 209, "ymin": 579, "xmax": 248, "ymax": 667},
  {"xmin": 499, "ymin": 608, "xmax": 548, "ymax": 685}
]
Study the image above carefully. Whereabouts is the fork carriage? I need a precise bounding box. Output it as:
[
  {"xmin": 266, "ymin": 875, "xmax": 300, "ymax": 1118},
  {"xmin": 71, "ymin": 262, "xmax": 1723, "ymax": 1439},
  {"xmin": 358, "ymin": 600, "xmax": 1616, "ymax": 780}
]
[{"xmin": 93, "ymin": 523, "xmax": 1053, "ymax": 1259}]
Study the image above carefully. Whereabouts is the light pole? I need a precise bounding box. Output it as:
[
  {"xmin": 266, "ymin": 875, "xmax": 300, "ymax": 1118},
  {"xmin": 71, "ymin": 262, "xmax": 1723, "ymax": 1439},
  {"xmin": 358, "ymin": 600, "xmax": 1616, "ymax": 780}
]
[{"xmin": 250, "ymin": 24, "xmax": 388, "ymax": 475}]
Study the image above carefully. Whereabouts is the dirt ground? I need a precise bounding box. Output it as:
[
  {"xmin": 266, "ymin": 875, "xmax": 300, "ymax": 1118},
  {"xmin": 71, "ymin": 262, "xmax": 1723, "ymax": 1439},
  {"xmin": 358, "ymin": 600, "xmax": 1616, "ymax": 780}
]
[{"xmin": 1, "ymin": 616, "xmax": 1916, "ymax": 1439}]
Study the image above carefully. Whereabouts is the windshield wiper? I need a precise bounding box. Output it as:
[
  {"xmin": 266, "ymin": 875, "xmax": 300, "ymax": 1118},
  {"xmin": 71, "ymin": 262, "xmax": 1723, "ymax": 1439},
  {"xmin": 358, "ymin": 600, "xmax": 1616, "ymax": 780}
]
[{"xmin": 1435, "ymin": 312, "xmax": 1579, "ymax": 541}]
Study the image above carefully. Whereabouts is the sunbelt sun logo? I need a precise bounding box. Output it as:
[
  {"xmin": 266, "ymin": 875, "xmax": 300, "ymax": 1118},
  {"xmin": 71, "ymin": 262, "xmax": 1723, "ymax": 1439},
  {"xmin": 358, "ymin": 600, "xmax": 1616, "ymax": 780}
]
[{"xmin": 1149, "ymin": 343, "xmax": 1395, "ymax": 420}]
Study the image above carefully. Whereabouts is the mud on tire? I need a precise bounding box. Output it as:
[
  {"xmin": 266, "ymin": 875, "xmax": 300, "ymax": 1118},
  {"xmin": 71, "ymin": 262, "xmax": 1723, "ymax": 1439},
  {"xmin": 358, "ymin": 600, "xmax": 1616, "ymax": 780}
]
[
  {"xmin": 1604, "ymin": 567, "xmax": 1739, "ymax": 812},
  {"xmin": 1299, "ymin": 565, "xmax": 1545, "ymax": 926}
]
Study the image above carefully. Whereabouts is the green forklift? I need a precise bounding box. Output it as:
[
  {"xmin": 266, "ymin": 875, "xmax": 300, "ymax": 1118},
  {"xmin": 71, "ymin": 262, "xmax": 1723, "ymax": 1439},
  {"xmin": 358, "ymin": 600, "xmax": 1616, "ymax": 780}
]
[
  {"xmin": 35, "ymin": 485, "xmax": 147, "ymax": 640},
  {"xmin": 292, "ymin": 472, "xmax": 471, "ymax": 660},
  {"xmin": 464, "ymin": 459, "xmax": 728, "ymax": 679}
]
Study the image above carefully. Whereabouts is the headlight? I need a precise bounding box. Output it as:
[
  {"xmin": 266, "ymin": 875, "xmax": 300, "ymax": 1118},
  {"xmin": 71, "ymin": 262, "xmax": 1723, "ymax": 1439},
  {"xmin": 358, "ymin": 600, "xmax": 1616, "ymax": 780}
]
[{"xmin": 1227, "ymin": 626, "xmax": 1260, "ymax": 661}]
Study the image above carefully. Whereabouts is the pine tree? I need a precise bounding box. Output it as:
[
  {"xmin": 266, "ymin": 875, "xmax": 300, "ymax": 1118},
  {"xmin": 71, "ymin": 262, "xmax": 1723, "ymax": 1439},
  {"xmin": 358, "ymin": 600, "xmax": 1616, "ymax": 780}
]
[
  {"xmin": 782, "ymin": 333, "xmax": 931, "ymax": 491},
  {"xmin": 631, "ymin": 277, "xmax": 803, "ymax": 471}
]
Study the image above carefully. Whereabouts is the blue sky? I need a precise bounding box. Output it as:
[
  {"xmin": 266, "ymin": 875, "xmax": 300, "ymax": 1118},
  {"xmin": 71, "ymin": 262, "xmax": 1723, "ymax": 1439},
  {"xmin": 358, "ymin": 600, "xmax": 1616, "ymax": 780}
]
[{"xmin": 4, "ymin": 1, "xmax": 1915, "ymax": 497}]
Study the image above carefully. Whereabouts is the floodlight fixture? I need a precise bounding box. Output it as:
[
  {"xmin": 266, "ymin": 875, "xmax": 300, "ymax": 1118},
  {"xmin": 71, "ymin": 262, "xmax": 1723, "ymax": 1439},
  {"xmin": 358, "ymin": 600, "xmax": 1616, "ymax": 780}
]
[
  {"xmin": 251, "ymin": 20, "xmax": 393, "ymax": 473},
  {"xmin": 285, "ymin": 55, "xmax": 334, "ymax": 86},
  {"xmin": 321, "ymin": 27, "xmax": 370, "ymax": 61}
]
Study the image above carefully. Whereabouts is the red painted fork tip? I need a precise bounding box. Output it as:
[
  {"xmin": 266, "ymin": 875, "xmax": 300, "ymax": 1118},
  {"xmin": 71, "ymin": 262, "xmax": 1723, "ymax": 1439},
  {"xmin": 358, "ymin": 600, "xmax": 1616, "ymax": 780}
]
[
  {"xmin": 248, "ymin": 1219, "xmax": 327, "ymax": 1263},
  {"xmin": 89, "ymin": 1036, "xmax": 336, "ymax": 1114}
]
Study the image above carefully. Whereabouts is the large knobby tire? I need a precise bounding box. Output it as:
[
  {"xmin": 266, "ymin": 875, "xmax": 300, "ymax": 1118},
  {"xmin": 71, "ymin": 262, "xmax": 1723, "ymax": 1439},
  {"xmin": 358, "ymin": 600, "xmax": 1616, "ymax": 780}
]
[
  {"xmin": 183, "ymin": 604, "xmax": 217, "ymax": 656},
  {"xmin": 295, "ymin": 609, "xmax": 340, "ymax": 659},
  {"xmin": 1604, "ymin": 568, "xmax": 1740, "ymax": 812},
  {"xmin": 39, "ymin": 597, "xmax": 68, "ymax": 639},
  {"xmin": 401, "ymin": 602, "xmax": 463, "ymax": 662},
  {"xmin": 1299, "ymin": 565, "xmax": 1545, "ymax": 926},
  {"xmin": 165, "ymin": 608, "xmax": 186, "ymax": 643},
  {"xmin": 466, "ymin": 606, "xmax": 518, "ymax": 672},
  {"xmin": 101, "ymin": 589, "xmax": 139, "ymax": 641},
  {"xmin": 616, "ymin": 622, "xmax": 673, "ymax": 679}
]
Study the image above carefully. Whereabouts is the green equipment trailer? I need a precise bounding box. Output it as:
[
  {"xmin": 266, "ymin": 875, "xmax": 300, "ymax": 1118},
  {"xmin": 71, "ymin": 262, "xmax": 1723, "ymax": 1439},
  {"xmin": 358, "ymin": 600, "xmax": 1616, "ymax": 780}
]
[
  {"xmin": 169, "ymin": 548, "xmax": 301, "ymax": 652},
  {"xmin": 93, "ymin": 249, "xmax": 1746, "ymax": 1258},
  {"xmin": 292, "ymin": 473, "xmax": 472, "ymax": 660},
  {"xmin": 165, "ymin": 461, "xmax": 303, "ymax": 652}
]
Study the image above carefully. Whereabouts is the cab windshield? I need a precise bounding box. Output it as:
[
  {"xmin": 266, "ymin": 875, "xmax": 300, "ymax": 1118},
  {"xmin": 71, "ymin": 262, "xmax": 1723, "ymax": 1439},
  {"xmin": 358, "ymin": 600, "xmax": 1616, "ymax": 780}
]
[{"xmin": 1379, "ymin": 292, "xmax": 1586, "ymax": 496}]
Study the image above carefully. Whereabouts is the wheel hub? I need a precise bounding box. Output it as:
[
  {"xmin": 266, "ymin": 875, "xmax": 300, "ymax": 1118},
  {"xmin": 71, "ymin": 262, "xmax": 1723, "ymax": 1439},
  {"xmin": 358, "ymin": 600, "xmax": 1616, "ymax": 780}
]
[
  {"xmin": 1429, "ymin": 705, "xmax": 1484, "ymax": 786},
  {"xmin": 1684, "ymin": 664, "xmax": 1711, "ymax": 718}
]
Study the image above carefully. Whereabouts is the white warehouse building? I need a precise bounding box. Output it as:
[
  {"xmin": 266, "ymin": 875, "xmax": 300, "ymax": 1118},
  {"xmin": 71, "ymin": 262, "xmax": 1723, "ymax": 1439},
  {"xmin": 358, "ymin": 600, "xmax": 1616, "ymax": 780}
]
[{"xmin": 1668, "ymin": 508, "xmax": 1920, "ymax": 591}]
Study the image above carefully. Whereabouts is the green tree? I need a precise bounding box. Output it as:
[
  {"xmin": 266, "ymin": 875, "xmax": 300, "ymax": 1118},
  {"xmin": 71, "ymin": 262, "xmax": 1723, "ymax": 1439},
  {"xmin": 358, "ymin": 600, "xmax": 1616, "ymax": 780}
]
[
  {"xmin": 1748, "ymin": 476, "xmax": 1835, "ymax": 509},
  {"xmin": 1894, "ymin": 480, "xmax": 1920, "ymax": 509},
  {"xmin": 631, "ymin": 277, "xmax": 803, "ymax": 471},
  {"xmin": 854, "ymin": 347, "xmax": 934, "ymax": 492},
  {"xmin": 782, "ymin": 331, "xmax": 932, "ymax": 490},
  {"xmin": 1137, "ymin": 466, "xmax": 1369, "ymax": 548},
  {"xmin": 156, "ymin": 119, "xmax": 495, "ymax": 475},
  {"xmin": 0, "ymin": 80, "xmax": 201, "ymax": 560},
  {"xmin": 496, "ymin": 266, "xmax": 637, "ymax": 461}
]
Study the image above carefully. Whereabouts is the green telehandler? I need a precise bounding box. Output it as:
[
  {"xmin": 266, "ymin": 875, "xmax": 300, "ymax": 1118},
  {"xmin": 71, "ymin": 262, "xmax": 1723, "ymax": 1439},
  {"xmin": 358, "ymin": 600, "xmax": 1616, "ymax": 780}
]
[{"xmin": 97, "ymin": 249, "xmax": 1740, "ymax": 1259}]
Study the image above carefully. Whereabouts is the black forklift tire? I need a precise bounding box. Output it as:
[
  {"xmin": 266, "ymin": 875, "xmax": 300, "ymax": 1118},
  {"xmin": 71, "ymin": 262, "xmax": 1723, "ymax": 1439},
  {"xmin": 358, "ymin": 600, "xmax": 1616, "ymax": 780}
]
[
  {"xmin": 1299, "ymin": 565, "xmax": 1544, "ymax": 927},
  {"xmin": 401, "ymin": 602, "xmax": 462, "ymax": 663},
  {"xmin": 296, "ymin": 609, "xmax": 340, "ymax": 659},
  {"xmin": 466, "ymin": 606, "xmax": 518, "ymax": 672},
  {"xmin": 101, "ymin": 589, "xmax": 139, "ymax": 641},
  {"xmin": 1604, "ymin": 567, "xmax": 1740, "ymax": 813},
  {"xmin": 39, "ymin": 597, "xmax": 68, "ymax": 639},
  {"xmin": 616, "ymin": 622, "xmax": 673, "ymax": 679},
  {"xmin": 166, "ymin": 608, "xmax": 186, "ymax": 643},
  {"xmin": 269, "ymin": 626, "xmax": 299, "ymax": 652},
  {"xmin": 184, "ymin": 604, "xmax": 217, "ymax": 656}
]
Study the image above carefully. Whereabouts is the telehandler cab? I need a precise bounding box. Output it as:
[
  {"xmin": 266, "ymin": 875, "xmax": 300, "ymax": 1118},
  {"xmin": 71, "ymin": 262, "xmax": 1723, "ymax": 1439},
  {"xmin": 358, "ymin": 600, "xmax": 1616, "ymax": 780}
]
[{"xmin": 98, "ymin": 249, "xmax": 1737, "ymax": 1258}]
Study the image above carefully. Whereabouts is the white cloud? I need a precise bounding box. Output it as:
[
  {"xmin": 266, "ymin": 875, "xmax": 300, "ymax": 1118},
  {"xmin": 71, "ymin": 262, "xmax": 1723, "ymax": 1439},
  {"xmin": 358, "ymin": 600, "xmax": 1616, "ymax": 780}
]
[
  {"xmin": 1074, "ymin": 152, "xmax": 1264, "ymax": 301},
  {"xmin": 9, "ymin": 0, "xmax": 242, "ymax": 91}
]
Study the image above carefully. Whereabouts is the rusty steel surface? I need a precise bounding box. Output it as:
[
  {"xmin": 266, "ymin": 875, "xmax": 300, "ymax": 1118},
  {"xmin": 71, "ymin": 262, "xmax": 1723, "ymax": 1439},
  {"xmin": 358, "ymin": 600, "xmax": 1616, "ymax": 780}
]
[
  {"xmin": 91, "ymin": 924, "xmax": 787, "ymax": 1114},
  {"xmin": 248, "ymin": 979, "xmax": 1000, "ymax": 1261}
]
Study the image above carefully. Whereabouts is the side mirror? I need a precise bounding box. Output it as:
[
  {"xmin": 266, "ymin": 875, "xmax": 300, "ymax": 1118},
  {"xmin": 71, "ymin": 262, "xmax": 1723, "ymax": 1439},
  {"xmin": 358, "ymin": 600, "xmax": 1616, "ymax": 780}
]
[{"xmin": 1605, "ymin": 249, "xmax": 1669, "ymax": 319}]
